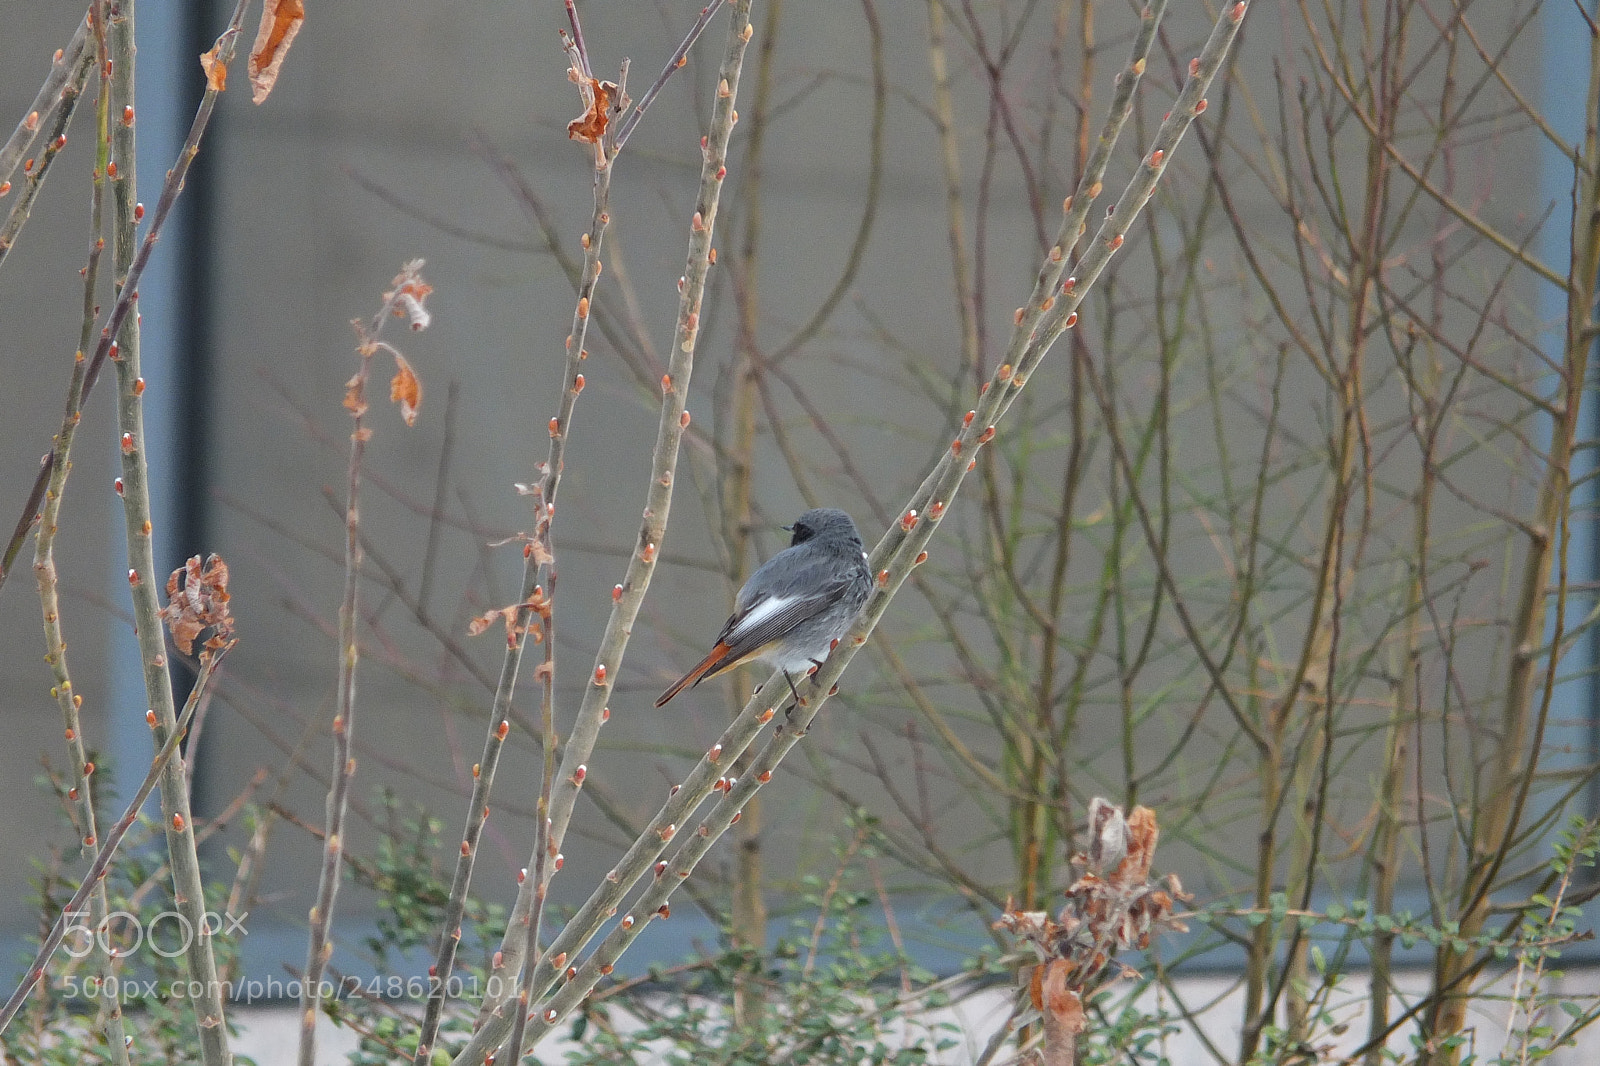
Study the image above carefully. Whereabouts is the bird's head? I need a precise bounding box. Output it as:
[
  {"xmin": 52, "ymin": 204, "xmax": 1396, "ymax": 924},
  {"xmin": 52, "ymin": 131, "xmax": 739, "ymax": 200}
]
[{"xmin": 785, "ymin": 508, "xmax": 863, "ymax": 548}]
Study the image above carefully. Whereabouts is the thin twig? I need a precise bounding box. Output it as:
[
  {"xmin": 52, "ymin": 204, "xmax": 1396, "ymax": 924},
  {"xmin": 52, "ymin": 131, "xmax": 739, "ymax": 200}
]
[
  {"xmin": 613, "ymin": 0, "xmax": 730, "ymax": 150},
  {"xmin": 0, "ymin": 644, "xmax": 229, "ymax": 1038},
  {"xmin": 108, "ymin": 5, "xmax": 252, "ymax": 1064},
  {"xmin": 300, "ymin": 262, "xmax": 429, "ymax": 1066},
  {"xmin": 0, "ymin": 1, "xmax": 250, "ymax": 605},
  {"xmin": 500, "ymin": 1, "xmax": 1250, "ymax": 1054},
  {"xmin": 0, "ymin": 11, "xmax": 91, "ymax": 189},
  {"xmin": 0, "ymin": 38, "xmax": 96, "ymax": 270},
  {"xmin": 28, "ymin": 17, "xmax": 130, "ymax": 1055},
  {"xmin": 452, "ymin": 3, "xmax": 758, "ymax": 1060},
  {"xmin": 415, "ymin": 26, "xmax": 629, "ymax": 1061}
]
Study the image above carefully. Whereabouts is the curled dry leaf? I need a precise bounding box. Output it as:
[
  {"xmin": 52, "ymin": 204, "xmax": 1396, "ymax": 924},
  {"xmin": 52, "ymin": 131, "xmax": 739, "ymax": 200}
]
[
  {"xmin": 527, "ymin": 530, "xmax": 553, "ymax": 568},
  {"xmin": 1034, "ymin": 960, "xmax": 1086, "ymax": 1066},
  {"xmin": 248, "ymin": 0, "xmax": 305, "ymax": 104},
  {"xmin": 390, "ymin": 353, "xmax": 422, "ymax": 426},
  {"xmin": 199, "ymin": 47, "xmax": 227, "ymax": 92},
  {"xmin": 467, "ymin": 606, "xmax": 515, "ymax": 638},
  {"xmin": 468, "ymin": 587, "xmax": 551, "ymax": 642},
  {"xmin": 161, "ymin": 554, "xmax": 234, "ymax": 655},
  {"xmin": 566, "ymin": 73, "xmax": 613, "ymax": 144},
  {"xmin": 343, "ymin": 372, "xmax": 366, "ymax": 416},
  {"xmin": 1114, "ymin": 804, "xmax": 1159, "ymax": 885},
  {"xmin": 386, "ymin": 271, "xmax": 433, "ymax": 331}
]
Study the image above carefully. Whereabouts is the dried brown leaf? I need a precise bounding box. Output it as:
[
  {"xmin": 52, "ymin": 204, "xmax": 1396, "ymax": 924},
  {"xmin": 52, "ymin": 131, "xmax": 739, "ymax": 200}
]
[
  {"xmin": 248, "ymin": 0, "xmax": 305, "ymax": 104},
  {"xmin": 390, "ymin": 353, "xmax": 422, "ymax": 426},
  {"xmin": 566, "ymin": 76, "xmax": 612, "ymax": 144},
  {"xmin": 1038, "ymin": 960, "xmax": 1085, "ymax": 1031},
  {"xmin": 1033, "ymin": 960, "xmax": 1084, "ymax": 1066},
  {"xmin": 1114, "ymin": 806, "xmax": 1158, "ymax": 886},
  {"xmin": 343, "ymin": 372, "xmax": 365, "ymax": 415},
  {"xmin": 467, "ymin": 602, "xmax": 543, "ymax": 645},
  {"xmin": 467, "ymin": 608, "xmax": 510, "ymax": 637},
  {"xmin": 199, "ymin": 47, "xmax": 227, "ymax": 92},
  {"xmin": 391, "ymin": 277, "xmax": 433, "ymax": 331},
  {"xmin": 161, "ymin": 554, "xmax": 234, "ymax": 655},
  {"xmin": 528, "ymin": 533, "xmax": 553, "ymax": 568}
]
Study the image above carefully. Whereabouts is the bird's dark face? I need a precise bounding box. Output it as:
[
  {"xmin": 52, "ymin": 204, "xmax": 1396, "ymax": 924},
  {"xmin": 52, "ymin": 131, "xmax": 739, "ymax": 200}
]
[{"xmin": 786, "ymin": 508, "xmax": 861, "ymax": 548}]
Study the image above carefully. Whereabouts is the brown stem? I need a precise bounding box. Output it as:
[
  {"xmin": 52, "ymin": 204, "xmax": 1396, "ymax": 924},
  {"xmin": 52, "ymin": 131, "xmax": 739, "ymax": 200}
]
[{"xmin": 299, "ymin": 263, "xmax": 426, "ymax": 1066}]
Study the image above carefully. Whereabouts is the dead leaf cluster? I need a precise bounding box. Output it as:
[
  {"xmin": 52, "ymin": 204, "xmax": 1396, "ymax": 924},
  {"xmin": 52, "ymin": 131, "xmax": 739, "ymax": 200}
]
[
  {"xmin": 997, "ymin": 798, "xmax": 1189, "ymax": 1053},
  {"xmin": 469, "ymin": 585, "xmax": 552, "ymax": 644},
  {"xmin": 161, "ymin": 554, "xmax": 235, "ymax": 656}
]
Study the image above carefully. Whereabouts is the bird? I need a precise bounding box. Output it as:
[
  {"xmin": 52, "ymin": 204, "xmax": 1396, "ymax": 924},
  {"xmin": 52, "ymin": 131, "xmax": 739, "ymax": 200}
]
[{"xmin": 655, "ymin": 508, "xmax": 873, "ymax": 707}]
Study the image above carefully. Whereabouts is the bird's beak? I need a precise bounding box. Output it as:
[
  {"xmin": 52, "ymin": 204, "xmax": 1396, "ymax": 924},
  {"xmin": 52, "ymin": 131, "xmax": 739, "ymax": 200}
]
[{"xmin": 780, "ymin": 524, "xmax": 793, "ymax": 532}]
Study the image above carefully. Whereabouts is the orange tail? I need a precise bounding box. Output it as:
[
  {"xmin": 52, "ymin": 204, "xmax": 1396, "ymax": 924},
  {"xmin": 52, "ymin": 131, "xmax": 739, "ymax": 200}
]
[{"xmin": 655, "ymin": 641, "xmax": 735, "ymax": 707}]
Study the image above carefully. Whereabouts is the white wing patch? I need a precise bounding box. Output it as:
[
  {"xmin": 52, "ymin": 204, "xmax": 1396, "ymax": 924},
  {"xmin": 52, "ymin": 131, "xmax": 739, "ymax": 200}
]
[{"xmin": 726, "ymin": 594, "xmax": 796, "ymax": 643}]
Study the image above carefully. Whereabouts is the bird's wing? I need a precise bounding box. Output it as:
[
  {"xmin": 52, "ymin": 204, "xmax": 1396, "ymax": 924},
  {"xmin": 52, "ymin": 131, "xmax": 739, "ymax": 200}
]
[{"xmin": 714, "ymin": 571, "xmax": 854, "ymax": 662}]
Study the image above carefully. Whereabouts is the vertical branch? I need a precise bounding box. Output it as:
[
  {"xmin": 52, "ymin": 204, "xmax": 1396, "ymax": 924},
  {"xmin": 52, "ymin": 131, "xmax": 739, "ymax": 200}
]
[
  {"xmin": 723, "ymin": 0, "xmax": 783, "ymax": 1030},
  {"xmin": 300, "ymin": 263, "xmax": 430, "ymax": 1066},
  {"xmin": 1038, "ymin": 0, "xmax": 1094, "ymax": 861},
  {"xmin": 107, "ymin": 4, "xmax": 249, "ymax": 1064},
  {"xmin": 1241, "ymin": 714, "xmax": 1282, "ymax": 1057},
  {"xmin": 1425, "ymin": 20, "xmax": 1600, "ymax": 1065},
  {"xmin": 498, "ymin": 561, "xmax": 557, "ymax": 1064},
  {"xmin": 923, "ymin": 0, "xmax": 979, "ymax": 386},
  {"xmin": 29, "ymin": 11, "xmax": 130, "ymax": 1059},
  {"xmin": 1369, "ymin": 10, "xmax": 1458, "ymax": 1047},
  {"xmin": 417, "ymin": 32, "xmax": 626, "ymax": 1063},
  {"xmin": 454, "ymin": 4, "xmax": 759, "ymax": 1061},
  {"xmin": 1366, "ymin": 493, "xmax": 1424, "ymax": 1065}
]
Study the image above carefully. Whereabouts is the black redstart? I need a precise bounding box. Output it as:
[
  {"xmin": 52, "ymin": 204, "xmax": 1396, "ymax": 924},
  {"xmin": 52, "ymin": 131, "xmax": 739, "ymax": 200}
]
[{"xmin": 655, "ymin": 508, "xmax": 873, "ymax": 707}]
